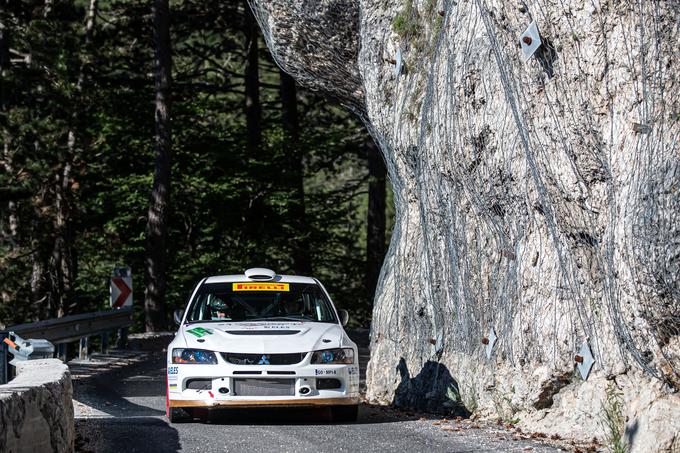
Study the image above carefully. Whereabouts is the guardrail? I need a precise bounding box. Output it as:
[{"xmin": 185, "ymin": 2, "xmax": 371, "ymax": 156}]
[{"xmin": 0, "ymin": 307, "xmax": 133, "ymax": 384}]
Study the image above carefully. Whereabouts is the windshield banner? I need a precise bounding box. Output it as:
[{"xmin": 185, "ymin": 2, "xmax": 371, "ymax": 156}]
[{"xmin": 232, "ymin": 282, "xmax": 290, "ymax": 292}]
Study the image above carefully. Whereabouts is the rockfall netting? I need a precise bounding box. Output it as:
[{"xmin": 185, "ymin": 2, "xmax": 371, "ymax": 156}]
[
  {"xmin": 249, "ymin": 1, "xmax": 365, "ymax": 112},
  {"xmin": 249, "ymin": 0, "xmax": 679, "ymax": 396}
]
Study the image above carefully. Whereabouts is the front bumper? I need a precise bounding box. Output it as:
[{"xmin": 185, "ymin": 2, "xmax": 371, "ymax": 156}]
[
  {"xmin": 167, "ymin": 360, "xmax": 360, "ymax": 409},
  {"xmin": 168, "ymin": 397, "xmax": 358, "ymax": 408}
]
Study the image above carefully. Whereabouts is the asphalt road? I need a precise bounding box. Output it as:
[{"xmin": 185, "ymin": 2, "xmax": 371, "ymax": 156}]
[{"xmin": 73, "ymin": 349, "xmax": 568, "ymax": 453}]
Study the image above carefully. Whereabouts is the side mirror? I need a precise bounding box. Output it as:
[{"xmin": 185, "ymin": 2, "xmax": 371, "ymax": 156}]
[
  {"xmin": 339, "ymin": 309, "xmax": 349, "ymax": 327},
  {"xmin": 173, "ymin": 309, "xmax": 184, "ymax": 326}
]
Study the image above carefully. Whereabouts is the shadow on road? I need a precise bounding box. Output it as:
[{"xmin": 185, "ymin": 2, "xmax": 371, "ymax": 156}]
[
  {"xmin": 73, "ymin": 351, "xmax": 167, "ymax": 418},
  {"xmin": 184, "ymin": 403, "xmax": 435, "ymax": 426},
  {"xmin": 76, "ymin": 417, "xmax": 181, "ymax": 453}
]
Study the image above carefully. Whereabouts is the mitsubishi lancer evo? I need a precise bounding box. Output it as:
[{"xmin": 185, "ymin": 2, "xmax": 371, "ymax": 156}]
[{"xmin": 166, "ymin": 268, "xmax": 360, "ymax": 423}]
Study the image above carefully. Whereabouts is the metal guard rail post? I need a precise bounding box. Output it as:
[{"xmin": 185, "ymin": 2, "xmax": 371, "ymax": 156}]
[{"xmin": 0, "ymin": 307, "xmax": 133, "ymax": 384}]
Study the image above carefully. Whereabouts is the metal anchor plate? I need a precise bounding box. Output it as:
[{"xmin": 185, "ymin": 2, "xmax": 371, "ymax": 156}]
[
  {"xmin": 575, "ymin": 340, "xmax": 595, "ymax": 380},
  {"xmin": 485, "ymin": 327, "xmax": 497, "ymax": 359}
]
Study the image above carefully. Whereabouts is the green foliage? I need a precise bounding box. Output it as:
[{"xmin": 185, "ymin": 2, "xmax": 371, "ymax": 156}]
[
  {"xmin": 434, "ymin": 14, "xmax": 444, "ymax": 35},
  {"xmin": 600, "ymin": 383, "xmax": 628, "ymax": 453},
  {"xmin": 393, "ymin": 0, "xmax": 420, "ymax": 39},
  {"xmin": 462, "ymin": 381, "xmax": 479, "ymax": 413},
  {"xmin": 0, "ymin": 0, "xmax": 380, "ymax": 329},
  {"xmin": 393, "ymin": 15, "xmax": 419, "ymax": 39},
  {"xmin": 444, "ymin": 374, "xmax": 478, "ymax": 414},
  {"xmin": 446, "ymin": 384, "xmax": 461, "ymax": 403},
  {"xmin": 424, "ymin": 0, "xmax": 437, "ymax": 16}
]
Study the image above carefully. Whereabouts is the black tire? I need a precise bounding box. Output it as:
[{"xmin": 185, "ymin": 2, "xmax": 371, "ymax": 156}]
[
  {"xmin": 200, "ymin": 408, "xmax": 212, "ymax": 423},
  {"xmin": 331, "ymin": 405, "xmax": 359, "ymax": 423},
  {"xmin": 167, "ymin": 407, "xmax": 184, "ymax": 423}
]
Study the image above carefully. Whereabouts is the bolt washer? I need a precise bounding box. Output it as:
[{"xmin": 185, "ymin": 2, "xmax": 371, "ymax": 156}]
[
  {"xmin": 395, "ymin": 48, "xmax": 403, "ymax": 77},
  {"xmin": 576, "ymin": 340, "xmax": 595, "ymax": 380},
  {"xmin": 519, "ymin": 21, "xmax": 542, "ymax": 62},
  {"xmin": 485, "ymin": 327, "xmax": 497, "ymax": 359}
]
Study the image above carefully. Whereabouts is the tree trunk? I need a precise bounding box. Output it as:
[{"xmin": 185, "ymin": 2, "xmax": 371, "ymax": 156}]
[
  {"xmin": 50, "ymin": 0, "xmax": 97, "ymax": 316},
  {"xmin": 365, "ymin": 138, "xmax": 386, "ymax": 300},
  {"xmin": 1, "ymin": 45, "xmax": 19, "ymax": 311},
  {"xmin": 280, "ymin": 70, "xmax": 311, "ymax": 274},
  {"xmin": 2, "ymin": 19, "xmax": 47, "ymax": 319},
  {"xmin": 50, "ymin": 160, "xmax": 73, "ymax": 317},
  {"xmin": 243, "ymin": 0, "xmax": 261, "ymax": 158},
  {"xmin": 0, "ymin": 20, "xmax": 17, "ymax": 246},
  {"xmin": 144, "ymin": 0, "xmax": 172, "ymax": 331},
  {"xmin": 242, "ymin": 0, "xmax": 264, "ymax": 264},
  {"xmin": 31, "ymin": 250, "xmax": 48, "ymax": 319},
  {"xmin": 0, "ymin": 17, "xmax": 8, "ymax": 113}
]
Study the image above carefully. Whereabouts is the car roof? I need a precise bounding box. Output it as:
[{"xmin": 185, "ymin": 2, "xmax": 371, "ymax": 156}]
[{"xmin": 203, "ymin": 274, "xmax": 318, "ymax": 285}]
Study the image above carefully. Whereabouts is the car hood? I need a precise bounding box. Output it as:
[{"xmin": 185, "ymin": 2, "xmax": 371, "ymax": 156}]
[{"xmin": 179, "ymin": 321, "xmax": 348, "ymax": 354}]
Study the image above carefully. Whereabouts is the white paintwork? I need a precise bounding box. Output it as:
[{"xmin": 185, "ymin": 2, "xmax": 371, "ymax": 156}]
[
  {"xmin": 167, "ymin": 272, "xmax": 359, "ymax": 408},
  {"xmin": 244, "ymin": 267, "xmax": 276, "ymax": 280},
  {"xmin": 203, "ymin": 274, "xmax": 317, "ymax": 284}
]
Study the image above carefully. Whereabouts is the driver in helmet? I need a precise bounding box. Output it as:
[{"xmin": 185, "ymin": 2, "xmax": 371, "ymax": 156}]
[{"xmin": 210, "ymin": 299, "xmax": 230, "ymax": 320}]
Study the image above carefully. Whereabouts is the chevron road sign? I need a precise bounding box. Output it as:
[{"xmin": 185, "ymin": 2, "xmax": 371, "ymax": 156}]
[{"xmin": 110, "ymin": 266, "xmax": 133, "ymax": 309}]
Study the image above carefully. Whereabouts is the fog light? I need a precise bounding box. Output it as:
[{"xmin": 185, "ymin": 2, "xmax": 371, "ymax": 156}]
[
  {"xmin": 299, "ymin": 386, "xmax": 311, "ymax": 395},
  {"xmin": 218, "ymin": 387, "xmax": 229, "ymax": 394}
]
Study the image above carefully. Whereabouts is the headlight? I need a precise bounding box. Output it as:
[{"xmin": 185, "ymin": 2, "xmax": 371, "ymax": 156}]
[
  {"xmin": 172, "ymin": 348, "xmax": 218, "ymax": 364},
  {"xmin": 310, "ymin": 348, "xmax": 354, "ymax": 364}
]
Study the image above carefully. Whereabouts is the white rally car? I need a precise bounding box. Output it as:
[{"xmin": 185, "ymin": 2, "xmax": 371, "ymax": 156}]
[{"xmin": 166, "ymin": 268, "xmax": 360, "ymax": 422}]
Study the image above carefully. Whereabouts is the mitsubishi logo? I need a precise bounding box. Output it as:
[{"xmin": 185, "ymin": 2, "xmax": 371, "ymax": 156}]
[{"xmin": 258, "ymin": 355, "xmax": 270, "ymax": 365}]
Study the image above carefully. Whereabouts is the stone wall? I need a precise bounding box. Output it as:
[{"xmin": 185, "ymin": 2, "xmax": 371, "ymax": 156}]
[
  {"xmin": 0, "ymin": 359, "xmax": 74, "ymax": 453},
  {"xmin": 248, "ymin": 0, "xmax": 679, "ymax": 451}
]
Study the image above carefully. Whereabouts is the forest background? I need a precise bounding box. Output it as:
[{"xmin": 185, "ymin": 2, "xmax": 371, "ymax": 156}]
[{"xmin": 0, "ymin": 0, "xmax": 392, "ymax": 330}]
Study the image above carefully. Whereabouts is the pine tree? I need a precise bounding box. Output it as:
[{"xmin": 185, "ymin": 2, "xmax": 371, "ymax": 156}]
[{"xmin": 144, "ymin": 0, "xmax": 173, "ymax": 331}]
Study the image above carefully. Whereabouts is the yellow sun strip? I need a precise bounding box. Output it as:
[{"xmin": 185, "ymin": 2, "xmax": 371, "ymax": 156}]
[{"xmin": 232, "ymin": 282, "xmax": 290, "ymax": 292}]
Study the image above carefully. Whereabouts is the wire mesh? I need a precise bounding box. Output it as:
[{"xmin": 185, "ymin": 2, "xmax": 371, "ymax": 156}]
[{"xmin": 249, "ymin": 0, "xmax": 680, "ymax": 389}]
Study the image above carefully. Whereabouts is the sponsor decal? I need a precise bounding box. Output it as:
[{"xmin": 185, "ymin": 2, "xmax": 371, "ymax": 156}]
[
  {"xmin": 348, "ymin": 366, "xmax": 359, "ymax": 376},
  {"xmin": 168, "ymin": 366, "xmax": 179, "ymax": 375},
  {"xmin": 349, "ymin": 375, "xmax": 359, "ymax": 390},
  {"xmin": 186, "ymin": 327, "xmax": 213, "ymax": 338},
  {"xmin": 169, "ymin": 384, "xmax": 177, "ymax": 390},
  {"xmin": 232, "ymin": 282, "xmax": 289, "ymax": 292},
  {"xmin": 228, "ymin": 323, "xmax": 299, "ymax": 331},
  {"xmin": 315, "ymin": 369, "xmax": 338, "ymax": 376}
]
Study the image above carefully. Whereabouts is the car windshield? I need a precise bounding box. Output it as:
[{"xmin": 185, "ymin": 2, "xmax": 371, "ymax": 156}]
[{"xmin": 186, "ymin": 282, "xmax": 337, "ymax": 323}]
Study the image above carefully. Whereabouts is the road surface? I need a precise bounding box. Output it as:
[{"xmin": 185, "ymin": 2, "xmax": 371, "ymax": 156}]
[{"xmin": 73, "ymin": 346, "xmax": 569, "ymax": 452}]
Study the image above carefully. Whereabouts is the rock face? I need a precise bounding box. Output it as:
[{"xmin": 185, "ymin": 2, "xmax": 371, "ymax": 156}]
[
  {"xmin": 249, "ymin": 0, "xmax": 679, "ymax": 450},
  {"xmin": 0, "ymin": 359, "xmax": 74, "ymax": 452}
]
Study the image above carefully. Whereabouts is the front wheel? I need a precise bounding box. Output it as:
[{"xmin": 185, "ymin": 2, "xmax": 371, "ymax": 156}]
[{"xmin": 331, "ymin": 405, "xmax": 358, "ymax": 423}]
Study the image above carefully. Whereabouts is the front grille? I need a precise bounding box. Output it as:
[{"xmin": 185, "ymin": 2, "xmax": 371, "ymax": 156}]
[
  {"xmin": 221, "ymin": 352, "xmax": 306, "ymax": 365},
  {"xmin": 233, "ymin": 378, "xmax": 295, "ymax": 397}
]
